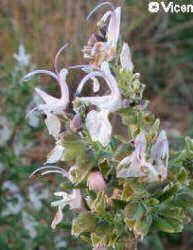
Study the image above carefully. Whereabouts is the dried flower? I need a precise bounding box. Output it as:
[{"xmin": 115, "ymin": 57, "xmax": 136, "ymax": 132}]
[
  {"xmin": 83, "ymin": 3, "xmax": 121, "ymax": 67},
  {"xmin": 87, "ymin": 171, "xmax": 107, "ymax": 192}
]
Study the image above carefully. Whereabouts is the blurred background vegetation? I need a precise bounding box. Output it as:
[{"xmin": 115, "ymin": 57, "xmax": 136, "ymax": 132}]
[{"xmin": 0, "ymin": 0, "xmax": 193, "ymax": 249}]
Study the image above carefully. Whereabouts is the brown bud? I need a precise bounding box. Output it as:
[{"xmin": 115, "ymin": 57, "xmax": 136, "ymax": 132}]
[
  {"xmin": 70, "ymin": 113, "xmax": 82, "ymax": 132},
  {"xmin": 87, "ymin": 171, "xmax": 106, "ymax": 192}
]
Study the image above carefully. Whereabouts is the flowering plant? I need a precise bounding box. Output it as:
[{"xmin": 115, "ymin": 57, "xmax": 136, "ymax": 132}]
[{"xmin": 23, "ymin": 2, "xmax": 193, "ymax": 250}]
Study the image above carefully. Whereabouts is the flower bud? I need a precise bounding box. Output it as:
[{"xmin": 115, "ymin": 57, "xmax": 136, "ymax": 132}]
[
  {"xmin": 70, "ymin": 113, "xmax": 82, "ymax": 132},
  {"xmin": 122, "ymin": 99, "xmax": 131, "ymax": 108},
  {"xmin": 87, "ymin": 171, "xmax": 106, "ymax": 192},
  {"xmin": 69, "ymin": 189, "xmax": 87, "ymax": 212}
]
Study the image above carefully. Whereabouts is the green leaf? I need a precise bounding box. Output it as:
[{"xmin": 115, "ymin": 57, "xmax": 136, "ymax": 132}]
[
  {"xmin": 71, "ymin": 212, "xmax": 97, "ymax": 237},
  {"xmin": 177, "ymin": 167, "xmax": 188, "ymax": 184},
  {"xmin": 185, "ymin": 136, "xmax": 193, "ymax": 153},
  {"xmin": 174, "ymin": 192, "xmax": 193, "ymax": 208},
  {"xmin": 159, "ymin": 207, "xmax": 184, "ymax": 221},
  {"xmin": 121, "ymin": 183, "xmax": 134, "ymax": 201},
  {"xmin": 90, "ymin": 192, "xmax": 108, "ymax": 214},
  {"xmin": 124, "ymin": 202, "xmax": 145, "ymax": 221},
  {"xmin": 158, "ymin": 183, "xmax": 181, "ymax": 201},
  {"xmin": 153, "ymin": 217, "xmax": 183, "ymax": 233},
  {"xmin": 134, "ymin": 214, "xmax": 152, "ymax": 238}
]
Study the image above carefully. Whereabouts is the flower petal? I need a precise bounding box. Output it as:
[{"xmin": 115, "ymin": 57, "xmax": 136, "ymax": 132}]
[
  {"xmin": 107, "ymin": 7, "xmax": 121, "ymax": 49},
  {"xmin": 54, "ymin": 43, "xmax": 68, "ymax": 73},
  {"xmin": 45, "ymin": 113, "xmax": 61, "ymax": 139},
  {"xmin": 86, "ymin": 2, "xmax": 114, "ymax": 20},
  {"xmin": 76, "ymin": 62, "xmax": 121, "ymax": 112},
  {"xmin": 117, "ymin": 154, "xmax": 146, "ymax": 178},
  {"xmin": 51, "ymin": 207, "xmax": 63, "ymax": 229},
  {"xmin": 134, "ymin": 132, "xmax": 147, "ymax": 160},
  {"xmin": 92, "ymin": 77, "xmax": 100, "ymax": 93},
  {"xmin": 22, "ymin": 70, "xmax": 58, "ymax": 82},
  {"xmin": 35, "ymin": 88, "xmax": 58, "ymax": 105},
  {"xmin": 86, "ymin": 110, "xmax": 112, "ymax": 147},
  {"xmin": 151, "ymin": 130, "xmax": 169, "ymax": 164},
  {"xmin": 45, "ymin": 144, "xmax": 65, "ymax": 164},
  {"xmin": 97, "ymin": 11, "xmax": 112, "ymax": 27},
  {"xmin": 69, "ymin": 189, "xmax": 86, "ymax": 211},
  {"xmin": 120, "ymin": 42, "xmax": 134, "ymax": 72},
  {"xmin": 58, "ymin": 69, "xmax": 69, "ymax": 105},
  {"xmin": 76, "ymin": 71, "xmax": 103, "ymax": 95}
]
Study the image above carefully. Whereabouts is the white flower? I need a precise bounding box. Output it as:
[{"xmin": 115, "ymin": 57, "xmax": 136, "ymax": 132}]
[
  {"xmin": 1, "ymin": 181, "xmax": 24, "ymax": 216},
  {"xmin": 117, "ymin": 132, "xmax": 147, "ymax": 178},
  {"xmin": 76, "ymin": 62, "xmax": 121, "ymax": 112},
  {"xmin": 151, "ymin": 130, "xmax": 169, "ymax": 166},
  {"xmin": 120, "ymin": 42, "xmax": 134, "ymax": 72},
  {"xmin": 150, "ymin": 130, "xmax": 169, "ymax": 181},
  {"xmin": 14, "ymin": 43, "xmax": 31, "ymax": 68},
  {"xmin": 76, "ymin": 62, "xmax": 121, "ymax": 146},
  {"xmin": 51, "ymin": 189, "xmax": 85, "ymax": 229},
  {"xmin": 117, "ymin": 131, "xmax": 169, "ymax": 182},
  {"xmin": 106, "ymin": 6, "xmax": 121, "ymax": 51},
  {"xmin": 23, "ymin": 44, "xmax": 69, "ymax": 116},
  {"xmin": 86, "ymin": 110, "xmax": 112, "ymax": 147},
  {"xmin": 22, "ymin": 211, "xmax": 38, "ymax": 238}
]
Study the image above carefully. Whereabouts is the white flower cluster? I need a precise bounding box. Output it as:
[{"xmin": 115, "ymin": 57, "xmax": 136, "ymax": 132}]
[{"xmin": 117, "ymin": 131, "xmax": 169, "ymax": 182}]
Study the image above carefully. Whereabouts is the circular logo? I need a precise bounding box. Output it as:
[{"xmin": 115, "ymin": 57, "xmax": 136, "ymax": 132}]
[{"xmin": 148, "ymin": 2, "xmax": 160, "ymax": 13}]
